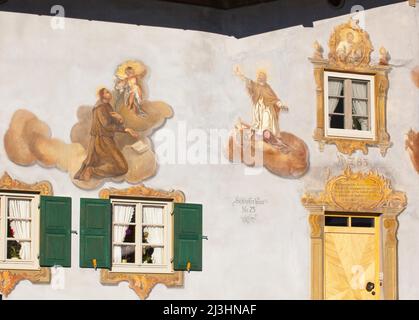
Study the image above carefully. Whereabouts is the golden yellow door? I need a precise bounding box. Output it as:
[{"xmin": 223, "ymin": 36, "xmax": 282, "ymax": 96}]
[{"xmin": 324, "ymin": 215, "xmax": 380, "ymax": 300}]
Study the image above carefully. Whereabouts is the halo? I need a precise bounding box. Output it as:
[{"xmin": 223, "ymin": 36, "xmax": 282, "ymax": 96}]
[
  {"xmin": 339, "ymin": 29, "xmax": 358, "ymax": 42},
  {"xmin": 115, "ymin": 60, "xmax": 147, "ymax": 80},
  {"xmin": 95, "ymin": 85, "xmax": 108, "ymax": 98},
  {"xmin": 256, "ymin": 68, "xmax": 268, "ymax": 78}
]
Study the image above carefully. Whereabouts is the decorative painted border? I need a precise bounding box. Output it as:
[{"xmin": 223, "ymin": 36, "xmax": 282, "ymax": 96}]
[
  {"xmin": 99, "ymin": 184, "xmax": 185, "ymax": 299},
  {"xmin": 310, "ymin": 19, "xmax": 392, "ymax": 156},
  {"xmin": 301, "ymin": 167, "xmax": 407, "ymax": 300},
  {"xmin": 0, "ymin": 172, "xmax": 53, "ymax": 297}
]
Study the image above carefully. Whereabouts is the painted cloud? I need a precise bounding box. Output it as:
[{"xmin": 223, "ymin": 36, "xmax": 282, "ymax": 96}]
[{"xmin": 4, "ymin": 60, "xmax": 173, "ymax": 189}]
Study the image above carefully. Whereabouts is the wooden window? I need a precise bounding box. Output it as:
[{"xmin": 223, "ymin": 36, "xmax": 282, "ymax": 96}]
[
  {"xmin": 324, "ymin": 71, "xmax": 375, "ymax": 140},
  {"xmin": 0, "ymin": 192, "xmax": 40, "ymax": 270},
  {"xmin": 79, "ymin": 197, "xmax": 203, "ymax": 273},
  {"xmin": 111, "ymin": 198, "xmax": 173, "ymax": 274}
]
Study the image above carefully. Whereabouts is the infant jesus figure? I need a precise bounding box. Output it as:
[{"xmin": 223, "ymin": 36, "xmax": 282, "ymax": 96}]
[{"xmin": 115, "ymin": 66, "xmax": 146, "ymax": 116}]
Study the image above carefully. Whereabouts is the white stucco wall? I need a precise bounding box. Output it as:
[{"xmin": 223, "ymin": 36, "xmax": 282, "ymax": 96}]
[{"xmin": 0, "ymin": 2, "xmax": 418, "ymax": 299}]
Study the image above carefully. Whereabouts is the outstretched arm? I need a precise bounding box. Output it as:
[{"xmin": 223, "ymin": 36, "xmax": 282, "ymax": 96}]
[{"xmin": 234, "ymin": 66, "xmax": 250, "ymax": 82}]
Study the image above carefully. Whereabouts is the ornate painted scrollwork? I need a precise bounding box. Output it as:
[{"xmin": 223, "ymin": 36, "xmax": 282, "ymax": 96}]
[
  {"xmin": 310, "ymin": 18, "xmax": 392, "ymax": 156},
  {"xmin": 0, "ymin": 172, "xmax": 53, "ymax": 297}
]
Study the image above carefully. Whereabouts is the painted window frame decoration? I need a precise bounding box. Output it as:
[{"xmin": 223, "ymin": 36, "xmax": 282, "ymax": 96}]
[
  {"xmin": 78, "ymin": 184, "xmax": 203, "ymax": 300},
  {"xmin": 0, "ymin": 173, "xmax": 53, "ymax": 297},
  {"xmin": 310, "ymin": 18, "xmax": 392, "ymax": 156}
]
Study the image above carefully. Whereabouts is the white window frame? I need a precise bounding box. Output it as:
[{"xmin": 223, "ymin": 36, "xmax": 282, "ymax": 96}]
[
  {"xmin": 0, "ymin": 192, "xmax": 40, "ymax": 270},
  {"xmin": 110, "ymin": 198, "xmax": 174, "ymax": 274},
  {"xmin": 324, "ymin": 71, "xmax": 376, "ymax": 140}
]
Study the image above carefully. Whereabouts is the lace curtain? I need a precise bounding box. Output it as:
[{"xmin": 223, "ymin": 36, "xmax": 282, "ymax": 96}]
[
  {"xmin": 8, "ymin": 199, "xmax": 31, "ymax": 260},
  {"xmin": 352, "ymin": 81, "xmax": 369, "ymax": 131},
  {"xmin": 328, "ymin": 79, "xmax": 344, "ymax": 114},
  {"xmin": 113, "ymin": 204, "xmax": 135, "ymax": 263},
  {"xmin": 143, "ymin": 206, "xmax": 164, "ymax": 264}
]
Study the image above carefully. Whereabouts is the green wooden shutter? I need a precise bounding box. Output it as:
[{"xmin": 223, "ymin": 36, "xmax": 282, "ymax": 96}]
[
  {"xmin": 40, "ymin": 196, "xmax": 72, "ymax": 267},
  {"xmin": 174, "ymin": 203, "xmax": 203, "ymax": 271},
  {"xmin": 79, "ymin": 198, "xmax": 111, "ymax": 269}
]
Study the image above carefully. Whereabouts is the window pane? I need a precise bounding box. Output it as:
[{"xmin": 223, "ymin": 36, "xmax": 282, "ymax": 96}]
[
  {"xmin": 113, "ymin": 245, "xmax": 135, "ymax": 264},
  {"xmin": 142, "ymin": 206, "xmax": 164, "ymax": 225},
  {"xmin": 143, "ymin": 227, "xmax": 164, "ymax": 245},
  {"xmin": 7, "ymin": 198, "xmax": 31, "ymax": 218},
  {"xmin": 7, "ymin": 240, "xmax": 31, "ymax": 260},
  {"xmin": 113, "ymin": 203, "xmax": 136, "ymax": 263},
  {"xmin": 329, "ymin": 115, "xmax": 345, "ymax": 129},
  {"xmin": 328, "ymin": 78, "xmax": 344, "ymax": 96},
  {"xmin": 113, "ymin": 205, "xmax": 136, "ymax": 264},
  {"xmin": 7, "ymin": 219, "xmax": 31, "ymax": 239},
  {"xmin": 328, "ymin": 97, "xmax": 344, "ymax": 114},
  {"xmin": 351, "ymin": 217, "xmax": 375, "ymax": 228},
  {"xmin": 352, "ymin": 100, "xmax": 368, "ymax": 116},
  {"xmin": 113, "ymin": 224, "xmax": 135, "ymax": 243},
  {"xmin": 325, "ymin": 216, "xmax": 348, "ymax": 227},
  {"xmin": 352, "ymin": 116, "xmax": 369, "ymax": 131},
  {"xmin": 143, "ymin": 246, "xmax": 164, "ymax": 265},
  {"xmin": 352, "ymin": 98, "xmax": 369, "ymax": 131},
  {"xmin": 352, "ymin": 81, "xmax": 368, "ymax": 99},
  {"xmin": 7, "ymin": 199, "xmax": 32, "ymax": 260},
  {"xmin": 329, "ymin": 96, "xmax": 345, "ymax": 130},
  {"xmin": 113, "ymin": 204, "xmax": 135, "ymax": 223}
]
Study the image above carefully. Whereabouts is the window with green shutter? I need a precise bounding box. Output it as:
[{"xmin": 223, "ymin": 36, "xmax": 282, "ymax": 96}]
[
  {"xmin": 0, "ymin": 192, "xmax": 42, "ymax": 270},
  {"xmin": 174, "ymin": 203, "xmax": 203, "ymax": 272},
  {"xmin": 78, "ymin": 197, "xmax": 204, "ymax": 274},
  {"xmin": 40, "ymin": 196, "xmax": 72, "ymax": 267},
  {"xmin": 79, "ymin": 198, "xmax": 111, "ymax": 269}
]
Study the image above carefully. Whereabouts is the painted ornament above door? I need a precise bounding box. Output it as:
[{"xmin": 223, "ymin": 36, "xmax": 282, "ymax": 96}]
[
  {"xmin": 226, "ymin": 67, "xmax": 309, "ymax": 178},
  {"xmin": 4, "ymin": 60, "xmax": 173, "ymax": 189}
]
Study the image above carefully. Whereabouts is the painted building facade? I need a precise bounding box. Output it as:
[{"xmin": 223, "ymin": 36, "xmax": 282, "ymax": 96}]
[{"xmin": 0, "ymin": 0, "xmax": 418, "ymax": 299}]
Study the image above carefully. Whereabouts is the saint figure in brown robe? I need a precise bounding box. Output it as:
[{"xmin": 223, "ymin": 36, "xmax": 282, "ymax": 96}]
[{"xmin": 74, "ymin": 88, "xmax": 138, "ymax": 181}]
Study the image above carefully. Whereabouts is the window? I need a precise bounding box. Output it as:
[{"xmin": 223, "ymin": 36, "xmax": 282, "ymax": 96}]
[
  {"xmin": 0, "ymin": 192, "xmax": 40, "ymax": 270},
  {"xmin": 325, "ymin": 214, "xmax": 376, "ymax": 229},
  {"xmin": 79, "ymin": 197, "xmax": 203, "ymax": 273},
  {"xmin": 111, "ymin": 198, "xmax": 173, "ymax": 274},
  {"xmin": 324, "ymin": 71, "xmax": 375, "ymax": 140}
]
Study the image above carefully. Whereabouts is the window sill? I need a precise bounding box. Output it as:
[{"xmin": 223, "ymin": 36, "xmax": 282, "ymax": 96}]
[
  {"xmin": 326, "ymin": 129, "xmax": 375, "ymax": 141},
  {"xmin": 111, "ymin": 264, "xmax": 174, "ymax": 274},
  {"xmin": 0, "ymin": 262, "xmax": 40, "ymax": 271}
]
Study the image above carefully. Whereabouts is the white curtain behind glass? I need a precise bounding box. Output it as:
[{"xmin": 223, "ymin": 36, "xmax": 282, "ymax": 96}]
[
  {"xmin": 152, "ymin": 248, "xmax": 163, "ymax": 264},
  {"xmin": 352, "ymin": 82, "xmax": 368, "ymax": 131},
  {"xmin": 113, "ymin": 204, "xmax": 135, "ymax": 263},
  {"xmin": 328, "ymin": 79, "xmax": 344, "ymax": 114},
  {"xmin": 142, "ymin": 206, "xmax": 163, "ymax": 224},
  {"xmin": 143, "ymin": 206, "xmax": 164, "ymax": 264},
  {"xmin": 8, "ymin": 199, "xmax": 31, "ymax": 260},
  {"xmin": 143, "ymin": 227, "xmax": 164, "ymax": 245}
]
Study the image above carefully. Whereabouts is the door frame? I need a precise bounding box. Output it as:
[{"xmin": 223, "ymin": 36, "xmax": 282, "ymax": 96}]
[{"xmin": 301, "ymin": 168, "xmax": 407, "ymax": 300}]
